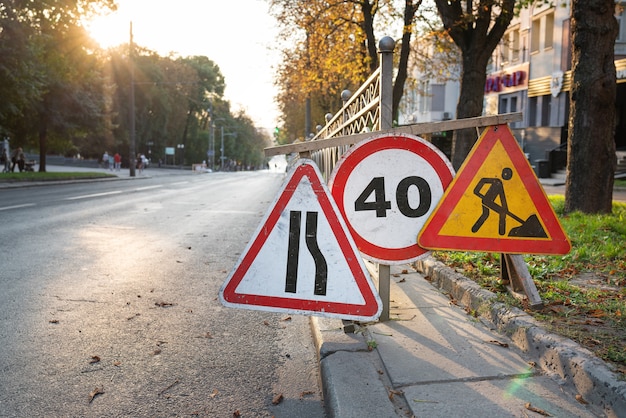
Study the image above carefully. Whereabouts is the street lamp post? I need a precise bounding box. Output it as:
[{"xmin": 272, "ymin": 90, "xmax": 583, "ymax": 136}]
[
  {"xmin": 177, "ymin": 144, "xmax": 184, "ymax": 167},
  {"xmin": 220, "ymin": 127, "xmax": 237, "ymax": 171}
]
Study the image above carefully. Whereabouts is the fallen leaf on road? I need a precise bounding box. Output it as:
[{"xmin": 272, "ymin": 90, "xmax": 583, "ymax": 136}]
[
  {"xmin": 49, "ymin": 319, "xmax": 59, "ymax": 324},
  {"xmin": 88, "ymin": 387, "xmax": 104, "ymax": 404},
  {"xmin": 397, "ymin": 278, "xmax": 406, "ymax": 283},
  {"xmin": 272, "ymin": 393, "xmax": 284, "ymax": 405},
  {"xmin": 575, "ymin": 394, "xmax": 588, "ymax": 404},
  {"xmin": 233, "ymin": 410, "xmax": 241, "ymax": 417},
  {"xmin": 300, "ymin": 390, "xmax": 315, "ymax": 399},
  {"xmin": 388, "ymin": 389, "xmax": 403, "ymax": 400},
  {"xmin": 487, "ymin": 340, "xmax": 509, "ymax": 348},
  {"xmin": 209, "ymin": 389, "xmax": 219, "ymax": 398},
  {"xmin": 281, "ymin": 316, "xmax": 292, "ymax": 321},
  {"xmin": 89, "ymin": 356, "xmax": 101, "ymax": 364},
  {"xmin": 525, "ymin": 402, "xmax": 551, "ymax": 416},
  {"xmin": 155, "ymin": 301, "xmax": 174, "ymax": 307}
]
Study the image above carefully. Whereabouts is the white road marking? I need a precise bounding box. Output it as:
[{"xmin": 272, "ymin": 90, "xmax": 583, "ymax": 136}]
[
  {"xmin": 0, "ymin": 203, "xmax": 36, "ymax": 211},
  {"xmin": 66, "ymin": 191, "xmax": 122, "ymax": 200}
]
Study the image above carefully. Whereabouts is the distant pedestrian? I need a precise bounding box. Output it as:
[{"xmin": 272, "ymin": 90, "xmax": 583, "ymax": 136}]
[
  {"xmin": 114, "ymin": 152, "xmax": 121, "ymax": 171},
  {"xmin": 136, "ymin": 153, "xmax": 143, "ymax": 173},
  {"xmin": 11, "ymin": 147, "xmax": 25, "ymax": 172},
  {"xmin": 102, "ymin": 151, "xmax": 109, "ymax": 169}
]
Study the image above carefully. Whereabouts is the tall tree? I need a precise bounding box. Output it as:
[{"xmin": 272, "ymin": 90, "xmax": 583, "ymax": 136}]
[
  {"xmin": 0, "ymin": 0, "xmax": 116, "ymax": 170},
  {"xmin": 565, "ymin": 0, "xmax": 618, "ymax": 214},
  {"xmin": 434, "ymin": 0, "xmax": 516, "ymax": 169},
  {"xmin": 269, "ymin": 0, "xmax": 422, "ymax": 138}
]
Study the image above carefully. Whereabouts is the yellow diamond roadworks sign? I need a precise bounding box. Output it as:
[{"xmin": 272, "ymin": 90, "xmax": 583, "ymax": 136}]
[{"xmin": 418, "ymin": 124, "xmax": 571, "ymax": 255}]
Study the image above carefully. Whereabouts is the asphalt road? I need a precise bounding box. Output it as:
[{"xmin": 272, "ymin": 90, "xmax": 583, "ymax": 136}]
[{"xmin": 0, "ymin": 170, "xmax": 326, "ymax": 417}]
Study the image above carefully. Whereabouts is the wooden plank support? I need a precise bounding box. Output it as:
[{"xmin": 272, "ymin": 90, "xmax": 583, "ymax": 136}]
[
  {"xmin": 502, "ymin": 254, "xmax": 544, "ymax": 310},
  {"xmin": 265, "ymin": 112, "xmax": 523, "ymax": 157}
]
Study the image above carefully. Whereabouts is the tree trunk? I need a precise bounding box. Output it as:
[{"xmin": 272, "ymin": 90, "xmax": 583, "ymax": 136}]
[
  {"xmin": 450, "ymin": 55, "xmax": 490, "ymax": 169},
  {"xmin": 434, "ymin": 0, "xmax": 516, "ymax": 170},
  {"xmin": 38, "ymin": 115, "xmax": 47, "ymax": 173},
  {"xmin": 359, "ymin": 0, "xmax": 379, "ymax": 74},
  {"xmin": 565, "ymin": 0, "xmax": 617, "ymax": 214},
  {"xmin": 392, "ymin": 0, "xmax": 421, "ymax": 123}
]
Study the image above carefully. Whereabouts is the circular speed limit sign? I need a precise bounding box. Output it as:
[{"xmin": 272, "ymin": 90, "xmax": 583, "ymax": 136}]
[{"xmin": 329, "ymin": 134, "xmax": 454, "ymax": 264}]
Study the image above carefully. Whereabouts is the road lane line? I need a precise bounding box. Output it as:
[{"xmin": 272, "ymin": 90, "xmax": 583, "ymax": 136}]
[
  {"xmin": 0, "ymin": 203, "xmax": 36, "ymax": 211},
  {"xmin": 66, "ymin": 191, "xmax": 122, "ymax": 200},
  {"xmin": 134, "ymin": 185, "xmax": 163, "ymax": 191}
]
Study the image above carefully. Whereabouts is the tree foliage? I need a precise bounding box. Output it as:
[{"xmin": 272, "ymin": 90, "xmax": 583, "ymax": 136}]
[
  {"xmin": 269, "ymin": 0, "xmax": 423, "ymax": 141},
  {"xmin": 0, "ymin": 1, "xmax": 269, "ymax": 171}
]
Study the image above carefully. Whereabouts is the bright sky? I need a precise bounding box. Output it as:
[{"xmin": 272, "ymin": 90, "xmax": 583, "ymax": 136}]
[{"xmin": 85, "ymin": 0, "xmax": 281, "ymax": 131}]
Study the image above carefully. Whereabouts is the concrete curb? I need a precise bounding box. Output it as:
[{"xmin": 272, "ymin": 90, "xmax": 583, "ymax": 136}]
[
  {"xmin": 414, "ymin": 257, "xmax": 626, "ymax": 418},
  {"xmin": 310, "ymin": 317, "xmax": 401, "ymax": 418}
]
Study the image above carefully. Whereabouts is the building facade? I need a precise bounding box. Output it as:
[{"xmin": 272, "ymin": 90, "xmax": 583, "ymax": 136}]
[{"xmin": 400, "ymin": 2, "xmax": 626, "ymax": 172}]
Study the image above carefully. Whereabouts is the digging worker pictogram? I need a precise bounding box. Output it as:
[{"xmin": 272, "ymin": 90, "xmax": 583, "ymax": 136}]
[{"xmin": 471, "ymin": 167, "xmax": 548, "ymax": 238}]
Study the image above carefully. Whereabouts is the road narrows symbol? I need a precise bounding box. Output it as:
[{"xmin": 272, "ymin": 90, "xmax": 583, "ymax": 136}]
[
  {"xmin": 285, "ymin": 211, "xmax": 328, "ymax": 296},
  {"xmin": 219, "ymin": 159, "xmax": 382, "ymax": 321}
]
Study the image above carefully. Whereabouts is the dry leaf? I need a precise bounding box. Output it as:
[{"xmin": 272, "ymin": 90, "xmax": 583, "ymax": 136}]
[
  {"xmin": 263, "ymin": 320, "xmax": 270, "ymax": 326},
  {"xmin": 388, "ymin": 389, "xmax": 403, "ymax": 400},
  {"xmin": 89, "ymin": 356, "xmax": 101, "ymax": 364},
  {"xmin": 401, "ymin": 269, "xmax": 408, "ymax": 274},
  {"xmin": 281, "ymin": 316, "xmax": 292, "ymax": 321},
  {"xmin": 155, "ymin": 301, "xmax": 174, "ymax": 307},
  {"xmin": 272, "ymin": 393, "xmax": 284, "ymax": 405},
  {"xmin": 524, "ymin": 402, "xmax": 551, "ymax": 416},
  {"xmin": 300, "ymin": 390, "xmax": 315, "ymax": 399},
  {"xmin": 233, "ymin": 410, "xmax": 241, "ymax": 417},
  {"xmin": 575, "ymin": 394, "xmax": 588, "ymax": 404},
  {"xmin": 487, "ymin": 340, "xmax": 509, "ymax": 348},
  {"xmin": 153, "ymin": 348, "xmax": 162, "ymax": 355},
  {"xmin": 88, "ymin": 387, "xmax": 104, "ymax": 404},
  {"xmin": 397, "ymin": 278, "xmax": 406, "ymax": 283},
  {"xmin": 209, "ymin": 389, "xmax": 219, "ymax": 398},
  {"xmin": 49, "ymin": 319, "xmax": 59, "ymax": 324},
  {"xmin": 113, "ymin": 361, "xmax": 121, "ymax": 366}
]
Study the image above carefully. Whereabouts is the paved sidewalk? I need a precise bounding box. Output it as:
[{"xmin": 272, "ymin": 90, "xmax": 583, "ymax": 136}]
[{"xmin": 313, "ymin": 262, "xmax": 626, "ymax": 418}]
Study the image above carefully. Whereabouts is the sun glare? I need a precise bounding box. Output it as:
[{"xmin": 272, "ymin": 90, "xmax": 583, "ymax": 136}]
[{"xmin": 83, "ymin": 11, "xmax": 130, "ymax": 50}]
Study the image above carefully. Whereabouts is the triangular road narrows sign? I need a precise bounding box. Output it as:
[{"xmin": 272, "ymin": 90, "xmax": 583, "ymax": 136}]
[
  {"xmin": 219, "ymin": 159, "xmax": 382, "ymax": 321},
  {"xmin": 418, "ymin": 124, "xmax": 571, "ymax": 255}
]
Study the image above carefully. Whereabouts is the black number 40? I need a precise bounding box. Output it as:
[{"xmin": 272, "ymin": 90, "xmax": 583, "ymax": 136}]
[{"xmin": 354, "ymin": 176, "xmax": 431, "ymax": 218}]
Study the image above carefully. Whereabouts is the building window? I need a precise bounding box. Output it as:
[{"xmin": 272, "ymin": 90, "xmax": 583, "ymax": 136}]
[
  {"xmin": 531, "ymin": 18, "xmax": 541, "ymax": 53},
  {"xmin": 512, "ymin": 29, "xmax": 520, "ymax": 61},
  {"xmin": 544, "ymin": 12, "xmax": 554, "ymax": 49},
  {"xmin": 431, "ymin": 84, "xmax": 445, "ymax": 112},
  {"xmin": 616, "ymin": 3, "xmax": 626, "ymax": 42},
  {"xmin": 541, "ymin": 95, "xmax": 550, "ymax": 126},
  {"xmin": 529, "ymin": 97, "xmax": 538, "ymax": 126},
  {"xmin": 530, "ymin": 10, "xmax": 555, "ymax": 53},
  {"xmin": 418, "ymin": 81, "xmax": 429, "ymax": 113}
]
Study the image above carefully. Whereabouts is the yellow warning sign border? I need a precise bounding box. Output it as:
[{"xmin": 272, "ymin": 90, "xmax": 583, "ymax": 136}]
[{"xmin": 418, "ymin": 124, "xmax": 571, "ymax": 255}]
